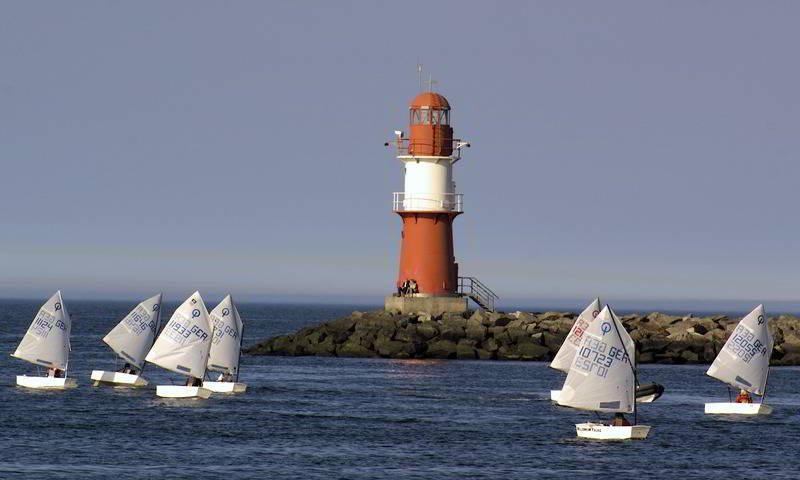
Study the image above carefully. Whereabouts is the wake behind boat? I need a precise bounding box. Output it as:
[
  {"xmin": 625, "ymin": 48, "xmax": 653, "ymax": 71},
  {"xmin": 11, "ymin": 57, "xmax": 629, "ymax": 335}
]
[
  {"xmin": 91, "ymin": 293, "xmax": 162, "ymax": 387},
  {"xmin": 704, "ymin": 304, "xmax": 773, "ymax": 415},
  {"xmin": 12, "ymin": 291, "xmax": 77, "ymax": 389},
  {"xmin": 203, "ymin": 294, "xmax": 247, "ymax": 393},
  {"xmin": 145, "ymin": 291, "xmax": 213, "ymax": 399},
  {"xmin": 557, "ymin": 305, "xmax": 651, "ymax": 440}
]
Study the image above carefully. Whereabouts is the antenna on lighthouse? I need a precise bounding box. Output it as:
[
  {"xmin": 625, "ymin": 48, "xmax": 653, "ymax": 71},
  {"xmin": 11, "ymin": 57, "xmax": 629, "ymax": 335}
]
[
  {"xmin": 425, "ymin": 73, "xmax": 438, "ymax": 92},
  {"xmin": 417, "ymin": 61, "xmax": 423, "ymax": 92}
]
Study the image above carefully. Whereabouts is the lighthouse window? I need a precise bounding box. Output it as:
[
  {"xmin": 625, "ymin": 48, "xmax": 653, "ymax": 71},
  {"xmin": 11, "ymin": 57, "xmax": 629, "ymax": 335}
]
[{"xmin": 432, "ymin": 109, "xmax": 449, "ymax": 125}]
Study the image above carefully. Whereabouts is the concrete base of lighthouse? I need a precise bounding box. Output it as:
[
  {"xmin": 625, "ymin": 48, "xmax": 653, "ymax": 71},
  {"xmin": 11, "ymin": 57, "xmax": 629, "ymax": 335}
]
[{"xmin": 384, "ymin": 294, "xmax": 468, "ymax": 315}]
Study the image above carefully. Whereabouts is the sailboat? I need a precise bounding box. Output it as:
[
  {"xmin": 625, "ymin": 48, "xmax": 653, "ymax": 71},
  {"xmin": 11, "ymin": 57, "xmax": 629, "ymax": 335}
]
[
  {"xmin": 144, "ymin": 291, "xmax": 213, "ymax": 399},
  {"xmin": 557, "ymin": 305, "xmax": 651, "ymax": 440},
  {"xmin": 12, "ymin": 291, "xmax": 77, "ymax": 389},
  {"xmin": 202, "ymin": 294, "xmax": 247, "ymax": 393},
  {"xmin": 91, "ymin": 293, "xmax": 163, "ymax": 387},
  {"xmin": 549, "ymin": 298, "xmax": 664, "ymax": 404},
  {"xmin": 549, "ymin": 298, "xmax": 601, "ymax": 401},
  {"xmin": 705, "ymin": 304, "xmax": 773, "ymax": 415}
]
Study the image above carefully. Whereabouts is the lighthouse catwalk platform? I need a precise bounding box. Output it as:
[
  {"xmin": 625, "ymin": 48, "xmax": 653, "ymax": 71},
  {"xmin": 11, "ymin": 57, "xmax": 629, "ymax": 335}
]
[{"xmin": 384, "ymin": 90, "xmax": 497, "ymax": 315}]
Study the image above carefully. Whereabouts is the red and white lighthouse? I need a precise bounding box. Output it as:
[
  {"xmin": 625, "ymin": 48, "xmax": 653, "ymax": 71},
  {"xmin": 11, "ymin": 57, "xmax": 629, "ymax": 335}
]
[{"xmin": 385, "ymin": 89, "xmax": 496, "ymax": 314}]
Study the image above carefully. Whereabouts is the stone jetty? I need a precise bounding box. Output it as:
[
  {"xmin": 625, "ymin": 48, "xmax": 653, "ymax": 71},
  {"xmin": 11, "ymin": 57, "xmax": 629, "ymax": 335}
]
[{"xmin": 244, "ymin": 309, "xmax": 800, "ymax": 365}]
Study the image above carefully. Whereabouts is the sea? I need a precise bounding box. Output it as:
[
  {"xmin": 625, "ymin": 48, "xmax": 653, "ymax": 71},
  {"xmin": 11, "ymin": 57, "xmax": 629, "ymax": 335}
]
[{"xmin": 1, "ymin": 299, "xmax": 798, "ymax": 479}]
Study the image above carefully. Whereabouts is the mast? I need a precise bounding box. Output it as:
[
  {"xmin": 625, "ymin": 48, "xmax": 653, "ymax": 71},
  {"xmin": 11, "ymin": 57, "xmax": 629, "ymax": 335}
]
[
  {"xmin": 609, "ymin": 306, "xmax": 637, "ymax": 425},
  {"xmin": 236, "ymin": 320, "xmax": 243, "ymax": 382}
]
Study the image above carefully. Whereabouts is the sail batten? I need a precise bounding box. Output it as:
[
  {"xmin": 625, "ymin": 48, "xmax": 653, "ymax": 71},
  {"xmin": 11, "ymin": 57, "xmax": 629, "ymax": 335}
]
[
  {"xmin": 550, "ymin": 298, "xmax": 602, "ymax": 373},
  {"xmin": 207, "ymin": 294, "xmax": 243, "ymax": 375},
  {"xmin": 706, "ymin": 304, "xmax": 772, "ymax": 395},
  {"xmin": 102, "ymin": 293, "xmax": 162, "ymax": 369},
  {"xmin": 145, "ymin": 291, "xmax": 212, "ymax": 378},
  {"xmin": 557, "ymin": 306, "xmax": 636, "ymax": 414},
  {"xmin": 12, "ymin": 291, "xmax": 72, "ymax": 370}
]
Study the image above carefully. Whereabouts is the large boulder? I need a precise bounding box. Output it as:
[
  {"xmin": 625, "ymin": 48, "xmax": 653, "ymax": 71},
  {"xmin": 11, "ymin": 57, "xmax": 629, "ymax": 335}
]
[
  {"xmin": 427, "ymin": 340, "xmax": 458, "ymax": 359},
  {"xmin": 517, "ymin": 342, "xmax": 550, "ymax": 360},
  {"xmin": 337, "ymin": 341, "xmax": 375, "ymax": 358},
  {"xmin": 456, "ymin": 340, "xmax": 478, "ymax": 360},
  {"xmin": 465, "ymin": 323, "xmax": 487, "ymax": 342},
  {"xmin": 374, "ymin": 337, "xmax": 418, "ymax": 358}
]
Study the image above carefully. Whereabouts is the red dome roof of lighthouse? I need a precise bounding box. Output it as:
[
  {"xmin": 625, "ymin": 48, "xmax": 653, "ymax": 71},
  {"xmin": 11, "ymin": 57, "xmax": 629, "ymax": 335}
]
[{"xmin": 410, "ymin": 92, "xmax": 450, "ymax": 109}]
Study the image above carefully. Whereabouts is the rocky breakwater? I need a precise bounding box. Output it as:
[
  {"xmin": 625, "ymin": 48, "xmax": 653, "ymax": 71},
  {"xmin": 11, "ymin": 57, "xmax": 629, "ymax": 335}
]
[{"xmin": 244, "ymin": 309, "xmax": 800, "ymax": 365}]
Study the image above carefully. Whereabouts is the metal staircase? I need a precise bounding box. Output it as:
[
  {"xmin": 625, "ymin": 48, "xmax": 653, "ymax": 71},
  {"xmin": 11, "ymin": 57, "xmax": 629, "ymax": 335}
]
[{"xmin": 458, "ymin": 277, "xmax": 499, "ymax": 312}]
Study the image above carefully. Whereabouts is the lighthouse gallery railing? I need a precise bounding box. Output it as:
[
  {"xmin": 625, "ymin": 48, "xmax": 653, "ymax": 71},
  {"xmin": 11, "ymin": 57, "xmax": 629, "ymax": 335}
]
[{"xmin": 392, "ymin": 192, "xmax": 463, "ymax": 212}]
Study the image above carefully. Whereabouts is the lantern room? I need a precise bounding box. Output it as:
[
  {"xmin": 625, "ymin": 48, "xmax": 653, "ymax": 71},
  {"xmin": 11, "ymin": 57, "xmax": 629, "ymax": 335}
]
[{"xmin": 408, "ymin": 92, "xmax": 454, "ymax": 156}]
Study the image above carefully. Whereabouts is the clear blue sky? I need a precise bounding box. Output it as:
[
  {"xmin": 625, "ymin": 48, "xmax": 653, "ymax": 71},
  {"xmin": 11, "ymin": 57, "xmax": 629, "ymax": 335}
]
[{"xmin": 1, "ymin": 2, "xmax": 799, "ymax": 310}]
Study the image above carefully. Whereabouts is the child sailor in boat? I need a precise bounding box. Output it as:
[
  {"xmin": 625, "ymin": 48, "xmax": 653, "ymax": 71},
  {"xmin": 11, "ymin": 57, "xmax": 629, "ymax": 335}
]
[
  {"xmin": 118, "ymin": 363, "xmax": 136, "ymax": 374},
  {"xmin": 610, "ymin": 413, "xmax": 631, "ymax": 426},
  {"xmin": 735, "ymin": 389, "xmax": 752, "ymax": 403}
]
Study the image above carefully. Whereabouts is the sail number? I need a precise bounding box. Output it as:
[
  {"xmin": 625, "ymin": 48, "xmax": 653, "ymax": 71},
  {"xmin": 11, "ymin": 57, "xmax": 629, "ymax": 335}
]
[
  {"xmin": 574, "ymin": 337, "xmax": 630, "ymax": 378},
  {"xmin": 125, "ymin": 306, "xmax": 156, "ymax": 336},
  {"xmin": 211, "ymin": 322, "xmax": 239, "ymax": 345},
  {"xmin": 726, "ymin": 324, "xmax": 767, "ymax": 363},
  {"xmin": 165, "ymin": 313, "xmax": 209, "ymax": 346},
  {"xmin": 566, "ymin": 318, "xmax": 591, "ymax": 347},
  {"xmin": 31, "ymin": 310, "xmax": 66, "ymax": 339}
]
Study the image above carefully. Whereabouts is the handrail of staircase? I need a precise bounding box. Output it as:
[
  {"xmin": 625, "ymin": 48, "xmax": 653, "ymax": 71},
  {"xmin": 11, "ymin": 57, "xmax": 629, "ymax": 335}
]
[{"xmin": 457, "ymin": 276, "xmax": 499, "ymax": 312}]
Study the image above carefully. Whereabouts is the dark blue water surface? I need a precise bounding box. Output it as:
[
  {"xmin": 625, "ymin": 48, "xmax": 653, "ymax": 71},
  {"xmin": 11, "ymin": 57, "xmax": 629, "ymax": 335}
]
[{"xmin": 1, "ymin": 299, "xmax": 798, "ymax": 479}]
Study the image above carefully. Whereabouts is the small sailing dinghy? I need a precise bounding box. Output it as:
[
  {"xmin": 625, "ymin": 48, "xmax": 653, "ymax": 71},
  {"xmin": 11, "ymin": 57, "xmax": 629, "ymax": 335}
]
[
  {"xmin": 12, "ymin": 291, "xmax": 77, "ymax": 389},
  {"xmin": 91, "ymin": 293, "xmax": 163, "ymax": 387},
  {"xmin": 144, "ymin": 291, "xmax": 213, "ymax": 399},
  {"xmin": 557, "ymin": 305, "xmax": 651, "ymax": 440},
  {"xmin": 549, "ymin": 298, "xmax": 602, "ymax": 402},
  {"xmin": 203, "ymin": 294, "xmax": 247, "ymax": 393},
  {"xmin": 549, "ymin": 298, "xmax": 664, "ymax": 404},
  {"xmin": 705, "ymin": 304, "xmax": 773, "ymax": 415}
]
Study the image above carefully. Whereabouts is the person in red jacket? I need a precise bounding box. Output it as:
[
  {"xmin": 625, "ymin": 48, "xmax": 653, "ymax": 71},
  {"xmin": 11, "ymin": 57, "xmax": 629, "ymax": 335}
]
[{"xmin": 735, "ymin": 389, "xmax": 752, "ymax": 403}]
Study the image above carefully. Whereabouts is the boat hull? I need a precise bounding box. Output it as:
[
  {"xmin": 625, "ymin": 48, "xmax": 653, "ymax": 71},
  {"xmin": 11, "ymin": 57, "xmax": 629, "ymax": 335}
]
[
  {"xmin": 156, "ymin": 385, "xmax": 211, "ymax": 399},
  {"xmin": 90, "ymin": 370, "xmax": 149, "ymax": 387},
  {"xmin": 704, "ymin": 402, "xmax": 772, "ymax": 415},
  {"xmin": 16, "ymin": 376, "xmax": 78, "ymax": 389},
  {"xmin": 575, "ymin": 422, "xmax": 651, "ymax": 440},
  {"xmin": 202, "ymin": 381, "xmax": 247, "ymax": 393}
]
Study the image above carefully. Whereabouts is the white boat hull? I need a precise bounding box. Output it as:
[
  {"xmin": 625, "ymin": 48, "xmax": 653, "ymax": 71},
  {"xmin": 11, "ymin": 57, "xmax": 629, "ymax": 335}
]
[
  {"xmin": 90, "ymin": 370, "xmax": 149, "ymax": 387},
  {"xmin": 16, "ymin": 375, "xmax": 78, "ymax": 389},
  {"xmin": 202, "ymin": 381, "xmax": 247, "ymax": 393},
  {"xmin": 704, "ymin": 402, "xmax": 772, "ymax": 415},
  {"xmin": 575, "ymin": 422, "xmax": 651, "ymax": 440},
  {"xmin": 552, "ymin": 389, "xmax": 658, "ymax": 403},
  {"xmin": 156, "ymin": 385, "xmax": 211, "ymax": 399}
]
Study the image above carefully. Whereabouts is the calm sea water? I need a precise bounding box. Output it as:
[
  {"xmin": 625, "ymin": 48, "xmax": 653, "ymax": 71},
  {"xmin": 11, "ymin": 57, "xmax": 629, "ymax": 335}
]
[{"xmin": 1, "ymin": 299, "xmax": 798, "ymax": 479}]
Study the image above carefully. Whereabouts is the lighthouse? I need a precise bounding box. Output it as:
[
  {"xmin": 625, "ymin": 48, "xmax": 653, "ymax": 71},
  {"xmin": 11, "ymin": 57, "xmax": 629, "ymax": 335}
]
[{"xmin": 384, "ymin": 89, "xmax": 497, "ymax": 314}]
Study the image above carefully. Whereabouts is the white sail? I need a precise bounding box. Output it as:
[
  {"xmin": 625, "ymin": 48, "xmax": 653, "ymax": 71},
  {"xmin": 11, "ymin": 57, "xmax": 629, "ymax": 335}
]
[
  {"xmin": 558, "ymin": 305, "xmax": 636, "ymax": 413},
  {"xmin": 144, "ymin": 291, "xmax": 212, "ymax": 378},
  {"xmin": 706, "ymin": 304, "xmax": 772, "ymax": 395},
  {"xmin": 550, "ymin": 298, "xmax": 602, "ymax": 372},
  {"xmin": 102, "ymin": 293, "xmax": 163, "ymax": 369},
  {"xmin": 12, "ymin": 291, "xmax": 72, "ymax": 370},
  {"xmin": 207, "ymin": 294, "xmax": 243, "ymax": 375}
]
